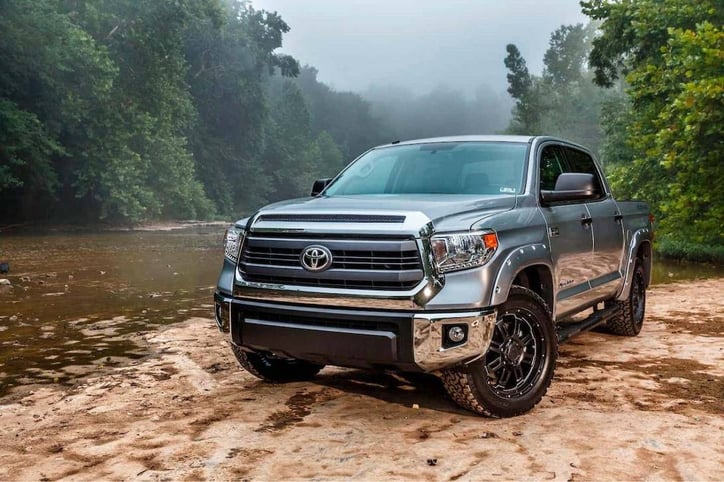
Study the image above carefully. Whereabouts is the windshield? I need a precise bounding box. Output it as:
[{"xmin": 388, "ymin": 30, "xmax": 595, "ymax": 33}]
[{"xmin": 324, "ymin": 141, "xmax": 528, "ymax": 196}]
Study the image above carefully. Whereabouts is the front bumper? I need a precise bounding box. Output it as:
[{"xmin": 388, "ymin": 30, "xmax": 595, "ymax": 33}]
[{"xmin": 214, "ymin": 291, "xmax": 495, "ymax": 372}]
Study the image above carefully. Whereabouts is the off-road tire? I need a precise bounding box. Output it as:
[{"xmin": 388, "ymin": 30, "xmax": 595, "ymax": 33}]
[
  {"xmin": 441, "ymin": 286, "xmax": 557, "ymax": 418},
  {"xmin": 231, "ymin": 344, "xmax": 324, "ymax": 382},
  {"xmin": 607, "ymin": 260, "xmax": 646, "ymax": 336}
]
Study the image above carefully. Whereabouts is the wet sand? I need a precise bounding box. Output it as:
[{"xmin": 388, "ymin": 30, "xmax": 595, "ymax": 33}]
[{"xmin": 0, "ymin": 278, "xmax": 722, "ymax": 481}]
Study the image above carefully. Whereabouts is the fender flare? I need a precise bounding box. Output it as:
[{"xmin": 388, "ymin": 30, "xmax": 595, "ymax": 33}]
[
  {"xmin": 616, "ymin": 228, "xmax": 653, "ymax": 301},
  {"xmin": 489, "ymin": 243, "xmax": 554, "ymax": 308}
]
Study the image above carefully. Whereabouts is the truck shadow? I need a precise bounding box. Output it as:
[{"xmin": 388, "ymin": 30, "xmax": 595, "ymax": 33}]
[{"xmin": 311, "ymin": 369, "xmax": 472, "ymax": 415}]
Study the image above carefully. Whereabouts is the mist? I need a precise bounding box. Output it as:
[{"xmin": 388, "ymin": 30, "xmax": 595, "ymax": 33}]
[
  {"xmin": 252, "ymin": 0, "xmax": 588, "ymax": 138},
  {"xmin": 251, "ymin": 0, "xmax": 587, "ymax": 95}
]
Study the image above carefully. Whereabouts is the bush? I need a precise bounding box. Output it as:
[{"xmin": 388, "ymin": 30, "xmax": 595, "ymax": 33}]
[{"xmin": 655, "ymin": 237, "xmax": 724, "ymax": 264}]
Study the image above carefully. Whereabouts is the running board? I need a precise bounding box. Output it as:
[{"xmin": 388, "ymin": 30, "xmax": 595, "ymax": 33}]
[{"xmin": 556, "ymin": 304, "xmax": 618, "ymax": 343}]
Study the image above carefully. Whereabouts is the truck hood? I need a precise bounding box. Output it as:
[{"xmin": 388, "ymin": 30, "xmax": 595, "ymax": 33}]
[{"xmin": 248, "ymin": 194, "xmax": 517, "ymax": 235}]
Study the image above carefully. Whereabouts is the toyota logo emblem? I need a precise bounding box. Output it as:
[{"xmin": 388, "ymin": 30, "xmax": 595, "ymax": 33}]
[{"xmin": 300, "ymin": 245, "xmax": 333, "ymax": 272}]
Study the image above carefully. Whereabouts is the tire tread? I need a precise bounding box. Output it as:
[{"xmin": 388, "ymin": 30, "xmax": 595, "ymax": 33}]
[
  {"xmin": 607, "ymin": 261, "xmax": 645, "ymax": 337},
  {"xmin": 230, "ymin": 343, "xmax": 323, "ymax": 382},
  {"xmin": 441, "ymin": 286, "xmax": 556, "ymax": 418}
]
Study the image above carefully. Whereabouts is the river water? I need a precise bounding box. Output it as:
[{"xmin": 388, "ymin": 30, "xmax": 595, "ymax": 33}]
[{"xmin": 0, "ymin": 226, "xmax": 721, "ymax": 396}]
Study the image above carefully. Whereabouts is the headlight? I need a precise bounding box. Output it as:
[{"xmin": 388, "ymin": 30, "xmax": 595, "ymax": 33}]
[
  {"xmin": 223, "ymin": 225, "xmax": 245, "ymax": 263},
  {"xmin": 430, "ymin": 231, "xmax": 498, "ymax": 273}
]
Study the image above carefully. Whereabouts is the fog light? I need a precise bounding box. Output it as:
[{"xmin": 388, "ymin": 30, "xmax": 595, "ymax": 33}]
[{"xmin": 448, "ymin": 326, "xmax": 466, "ymax": 343}]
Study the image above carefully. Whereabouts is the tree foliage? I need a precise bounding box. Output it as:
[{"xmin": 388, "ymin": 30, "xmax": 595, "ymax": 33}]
[
  {"xmin": 583, "ymin": 0, "xmax": 723, "ymax": 246},
  {"xmin": 504, "ymin": 23, "xmax": 616, "ymax": 155},
  {"xmin": 183, "ymin": 1, "xmax": 299, "ymax": 214},
  {"xmin": 504, "ymin": 44, "xmax": 539, "ymax": 133},
  {"xmin": 0, "ymin": 0, "xmax": 384, "ymax": 223},
  {"xmin": 295, "ymin": 66, "xmax": 386, "ymax": 161}
]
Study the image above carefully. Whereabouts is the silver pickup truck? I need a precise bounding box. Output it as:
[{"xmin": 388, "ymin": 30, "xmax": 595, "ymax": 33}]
[{"xmin": 214, "ymin": 135, "xmax": 653, "ymax": 417}]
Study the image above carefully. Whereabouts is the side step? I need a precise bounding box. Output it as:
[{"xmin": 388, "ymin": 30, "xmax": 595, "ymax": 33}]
[{"xmin": 556, "ymin": 304, "xmax": 619, "ymax": 343}]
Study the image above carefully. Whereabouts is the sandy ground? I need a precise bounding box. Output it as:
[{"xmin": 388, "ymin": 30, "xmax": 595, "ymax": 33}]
[{"xmin": 0, "ymin": 279, "xmax": 722, "ymax": 481}]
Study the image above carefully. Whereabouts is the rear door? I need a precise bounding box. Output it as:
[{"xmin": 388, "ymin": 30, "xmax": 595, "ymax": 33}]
[
  {"xmin": 562, "ymin": 147, "xmax": 624, "ymax": 300},
  {"xmin": 537, "ymin": 144, "xmax": 594, "ymax": 319}
]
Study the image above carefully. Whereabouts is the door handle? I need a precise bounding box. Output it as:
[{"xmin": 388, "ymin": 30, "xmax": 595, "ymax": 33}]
[
  {"xmin": 614, "ymin": 212, "xmax": 623, "ymax": 222},
  {"xmin": 581, "ymin": 214, "xmax": 593, "ymax": 225}
]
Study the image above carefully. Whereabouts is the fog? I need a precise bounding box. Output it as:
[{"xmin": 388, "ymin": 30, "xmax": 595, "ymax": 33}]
[{"xmin": 251, "ymin": 0, "xmax": 587, "ymax": 95}]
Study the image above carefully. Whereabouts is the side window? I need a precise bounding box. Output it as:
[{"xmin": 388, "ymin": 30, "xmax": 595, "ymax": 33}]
[
  {"xmin": 561, "ymin": 147, "xmax": 604, "ymax": 196},
  {"xmin": 539, "ymin": 145, "xmax": 565, "ymax": 191}
]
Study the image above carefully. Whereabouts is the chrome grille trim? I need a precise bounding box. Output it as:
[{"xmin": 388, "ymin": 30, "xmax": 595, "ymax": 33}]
[
  {"xmin": 239, "ymin": 233, "xmax": 425, "ymax": 291},
  {"xmin": 257, "ymin": 214, "xmax": 406, "ymax": 223}
]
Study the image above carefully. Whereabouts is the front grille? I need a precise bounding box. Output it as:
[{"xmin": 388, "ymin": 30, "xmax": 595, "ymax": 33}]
[
  {"xmin": 243, "ymin": 247, "xmax": 421, "ymax": 270},
  {"xmin": 239, "ymin": 233, "xmax": 424, "ymax": 290}
]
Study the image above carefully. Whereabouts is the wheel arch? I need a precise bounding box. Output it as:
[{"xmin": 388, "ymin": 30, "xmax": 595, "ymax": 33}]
[
  {"xmin": 636, "ymin": 241, "xmax": 652, "ymax": 287},
  {"xmin": 616, "ymin": 229, "xmax": 653, "ymax": 301},
  {"xmin": 510, "ymin": 264, "xmax": 555, "ymax": 314},
  {"xmin": 490, "ymin": 243, "xmax": 555, "ymax": 314}
]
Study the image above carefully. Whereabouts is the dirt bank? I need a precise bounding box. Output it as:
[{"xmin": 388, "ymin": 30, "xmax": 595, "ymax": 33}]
[{"xmin": 1, "ymin": 279, "xmax": 722, "ymax": 481}]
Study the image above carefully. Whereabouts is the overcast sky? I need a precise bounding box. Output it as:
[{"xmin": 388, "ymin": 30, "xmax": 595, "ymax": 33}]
[{"xmin": 250, "ymin": 0, "xmax": 588, "ymax": 96}]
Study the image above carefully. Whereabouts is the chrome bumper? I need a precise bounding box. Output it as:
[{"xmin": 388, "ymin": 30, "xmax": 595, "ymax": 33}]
[
  {"xmin": 214, "ymin": 292, "xmax": 496, "ymax": 372},
  {"xmin": 413, "ymin": 310, "xmax": 497, "ymax": 371}
]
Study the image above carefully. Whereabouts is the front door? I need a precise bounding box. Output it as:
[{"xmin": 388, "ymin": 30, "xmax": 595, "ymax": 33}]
[{"xmin": 538, "ymin": 144, "xmax": 594, "ymax": 319}]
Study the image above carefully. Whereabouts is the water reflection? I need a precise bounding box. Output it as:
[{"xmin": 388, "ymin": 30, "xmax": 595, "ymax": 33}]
[
  {"xmin": 651, "ymin": 256, "xmax": 721, "ymax": 284},
  {"xmin": 0, "ymin": 227, "xmax": 224, "ymax": 396}
]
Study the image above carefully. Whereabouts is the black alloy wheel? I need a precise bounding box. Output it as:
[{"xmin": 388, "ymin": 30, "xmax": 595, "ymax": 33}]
[
  {"xmin": 441, "ymin": 286, "xmax": 557, "ymax": 417},
  {"xmin": 485, "ymin": 310, "xmax": 545, "ymax": 399}
]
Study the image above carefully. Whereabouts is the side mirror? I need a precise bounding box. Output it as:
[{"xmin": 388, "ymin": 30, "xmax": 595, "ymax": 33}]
[
  {"xmin": 311, "ymin": 178, "xmax": 333, "ymax": 196},
  {"xmin": 540, "ymin": 173, "xmax": 597, "ymax": 203}
]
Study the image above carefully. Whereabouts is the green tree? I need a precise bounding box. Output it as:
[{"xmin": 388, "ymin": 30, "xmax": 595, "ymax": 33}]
[
  {"xmin": 504, "ymin": 44, "xmax": 539, "ymax": 133},
  {"xmin": 295, "ymin": 66, "xmax": 386, "ymax": 160},
  {"xmin": 503, "ymin": 24, "xmax": 618, "ymax": 155},
  {"xmin": 543, "ymin": 23, "xmax": 595, "ymax": 87},
  {"xmin": 0, "ymin": 100, "xmax": 63, "ymax": 194},
  {"xmin": 69, "ymin": 0, "xmax": 219, "ymax": 221},
  {"xmin": 314, "ymin": 131, "xmax": 345, "ymax": 177},
  {"xmin": 0, "ymin": 0, "xmax": 387, "ymax": 223},
  {"xmin": 0, "ymin": 0, "xmax": 117, "ymax": 220},
  {"xmin": 264, "ymin": 81, "xmax": 316, "ymax": 201},
  {"xmin": 0, "ymin": 0, "xmax": 221, "ymax": 223},
  {"xmin": 184, "ymin": 2, "xmax": 300, "ymax": 214},
  {"xmin": 583, "ymin": 0, "xmax": 724, "ymax": 246}
]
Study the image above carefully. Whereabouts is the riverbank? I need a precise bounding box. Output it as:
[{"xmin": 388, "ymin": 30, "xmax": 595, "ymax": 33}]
[
  {"xmin": 0, "ymin": 220, "xmax": 230, "ymax": 234},
  {"xmin": 1, "ymin": 278, "xmax": 722, "ymax": 480}
]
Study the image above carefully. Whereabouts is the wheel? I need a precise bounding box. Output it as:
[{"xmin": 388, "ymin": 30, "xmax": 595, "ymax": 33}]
[
  {"xmin": 607, "ymin": 260, "xmax": 646, "ymax": 336},
  {"xmin": 441, "ymin": 286, "xmax": 557, "ymax": 417},
  {"xmin": 230, "ymin": 344, "xmax": 324, "ymax": 382}
]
